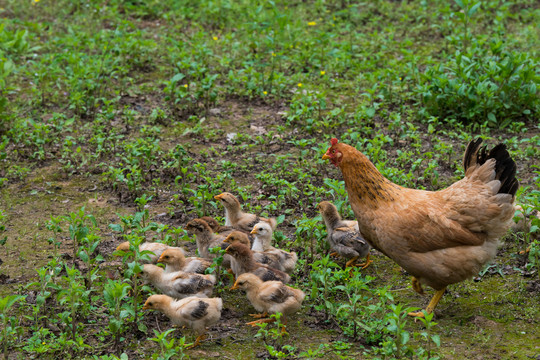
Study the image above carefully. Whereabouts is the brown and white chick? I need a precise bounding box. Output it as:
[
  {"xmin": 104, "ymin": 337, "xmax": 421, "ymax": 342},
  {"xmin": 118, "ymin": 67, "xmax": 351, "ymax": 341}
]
[
  {"xmin": 214, "ymin": 192, "xmax": 277, "ymax": 233},
  {"xmin": 223, "ymin": 231, "xmax": 288, "ymax": 274},
  {"xmin": 199, "ymin": 216, "xmax": 235, "ymax": 235},
  {"xmin": 184, "ymin": 219, "xmax": 229, "ymax": 260},
  {"xmin": 317, "ymin": 201, "xmax": 372, "ymax": 269},
  {"xmin": 225, "ymin": 241, "xmax": 290, "ymax": 283},
  {"xmin": 143, "ymin": 294, "xmax": 222, "ymax": 348},
  {"xmin": 157, "ymin": 248, "xmax": 212, "ymax": 274},
  {"xmin": 115, "ymin": 241, "xmax": 186, "ymax": 264},
  {"xmin": 230, "ymin": 273, "xmax": 305, "ymax": 330},
  {"xmin": 141, "ymin": 264, "xmax": 215, "ymax": 299},
  {"xmin": 251, "ymin": 222, "xmax": 298, "ymax": 274}
]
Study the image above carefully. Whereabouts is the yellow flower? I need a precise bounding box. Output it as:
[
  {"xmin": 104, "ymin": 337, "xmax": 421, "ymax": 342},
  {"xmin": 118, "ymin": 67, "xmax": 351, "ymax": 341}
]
[
  {"xmin": 34, "ymin": 0, "xmax": 40, "ymax": 2},
  {"xmin": 183, "ymin": 84, "xmax": 188, "ymax": 88},
  {"xmin": 308, "ymin": 21, "xmax": 316, "ymax": 26},
  {"xmin": 320, "ymin": 71, "xmax": 326, "ymax": 75},
  {"xmin": 212, "ymin": 36, "xmax": 218, "ymax": 41},
  {"xmin": 297, "ymin": 83, "xmax": 303, "ymax": 87},
  {"xmin": 263, "ymin": 91, "xmax": 268, "ymax": 95},
  {"xmin": 272, "ymin": 52, "xmax": 276, "ymax": 57}
]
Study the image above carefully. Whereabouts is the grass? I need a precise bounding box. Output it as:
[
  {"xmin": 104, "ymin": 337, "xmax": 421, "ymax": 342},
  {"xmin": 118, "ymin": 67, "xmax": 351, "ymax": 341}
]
[{"xmin": 0, "ymin": 0, "xmax": 539, "ymax": 359}]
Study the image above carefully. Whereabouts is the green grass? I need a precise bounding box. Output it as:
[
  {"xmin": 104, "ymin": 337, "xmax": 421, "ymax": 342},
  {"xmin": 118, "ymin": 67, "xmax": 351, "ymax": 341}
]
[{"xmin": 0, "ymin": 0, "xmax": 539, "ymax": 359}]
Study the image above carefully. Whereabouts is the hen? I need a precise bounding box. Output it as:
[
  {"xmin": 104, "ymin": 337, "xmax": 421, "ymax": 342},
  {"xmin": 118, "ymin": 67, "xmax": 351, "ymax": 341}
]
[
  {"xmin": 323, "ymin": 138, "xmax": 518, "ymax": 317},
  {"xmin": 317, "ymin": 201, "xmax": 371, "ymax": 269},
  {"xmin": 143, "ymin": 294, "xmax": 222, "ymax": 348}
]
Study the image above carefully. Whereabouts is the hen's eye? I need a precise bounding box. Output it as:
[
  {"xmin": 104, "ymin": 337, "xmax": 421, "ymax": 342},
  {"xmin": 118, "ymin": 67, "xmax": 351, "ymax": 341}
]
[{"xmin": 332, "ymin": 149, "xmax": 335, "ymax": 153}]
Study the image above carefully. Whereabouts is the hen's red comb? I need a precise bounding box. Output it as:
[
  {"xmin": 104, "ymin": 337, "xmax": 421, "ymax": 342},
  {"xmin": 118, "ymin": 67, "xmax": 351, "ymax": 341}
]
[{"xmin": 330, "ymin": 138, "xmax": 338, "ymax": 146}]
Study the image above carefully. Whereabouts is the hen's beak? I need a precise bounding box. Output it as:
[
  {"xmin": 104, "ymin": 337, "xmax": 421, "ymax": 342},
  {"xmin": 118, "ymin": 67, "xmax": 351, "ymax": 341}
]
[
  {"xmin": 322, "ymin": 154, "xmax": 330, "ymax": 160},
  {"xmin": 250, "ymin": 229, "xmax": 258, "ymax": 235}
]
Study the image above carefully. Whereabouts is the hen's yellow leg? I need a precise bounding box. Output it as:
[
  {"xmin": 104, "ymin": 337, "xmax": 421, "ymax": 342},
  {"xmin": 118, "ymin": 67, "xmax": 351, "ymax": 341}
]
[
  {"xmin": 187, "ymin": 334, "xmax": 207, "ymax": 349},
  {"xmin": 408, "ymin": 288, "xmax": 446, "ymax": 318}
]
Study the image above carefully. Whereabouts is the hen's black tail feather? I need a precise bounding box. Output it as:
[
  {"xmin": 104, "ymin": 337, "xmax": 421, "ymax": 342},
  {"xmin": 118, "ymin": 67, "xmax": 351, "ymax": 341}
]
[{"xmin": 463, "ymin": 138, "xmax": 519, "ymax": 197}]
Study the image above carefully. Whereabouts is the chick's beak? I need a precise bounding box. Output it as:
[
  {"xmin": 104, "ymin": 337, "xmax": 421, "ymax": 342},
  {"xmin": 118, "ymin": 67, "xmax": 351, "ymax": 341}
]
[
  {"xmin": 157, "ymin": 255, "xmax": 164, "ymax": 263},
  {"xmin": 250, "ymin": 229, "xmax": 257, "ymax": 235},
  {"xmin": 225, "ymin": 244, "xmax": 232, "ymax": 252},
  {"xmin": 142, "ymin": 302, "xmax": 149, "ymax": 310},
  {"xmin": 230, "ymin": 282, "xmax": 239, "ymax": 290},
  {"xmin": 214, "ymin": 194, "xmax": 224, "ymax": 200}
]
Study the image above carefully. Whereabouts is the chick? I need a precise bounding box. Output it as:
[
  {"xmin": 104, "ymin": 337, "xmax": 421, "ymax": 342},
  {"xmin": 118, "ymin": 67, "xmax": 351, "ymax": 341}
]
[
  {"xmin": 184, "ymin": 219, "xmax": 229, "ymax": 260},
  {"xmin": 230, "ymin": 273, "xmax": 305, "ymax": 330},
  {"xmin": 157, "ymin": 248, "xmax": 212, "ymax": 274},
  {"xmin": 143, "ymin": 294, "xmax": 222, "ymax": 348},
  {"xmin": 224, "ymin": 231, "xmax": 289, "ymax": 274},
  {"xmin": 225, "ymin": 241, "xmax": 290, "ymax": 283},
  {"xmin": 141, "ymin": 264, "xmax": 215, "ymax": 299},
  {"xmin": 214, "ymin": 192, "xmax": 277, "ymax": 233},
  {"xmin": 317, "ymin": 201, "xmax": 372, "ymax": 269},
  {"xmin": 199, "ymin": 216, "xmax": 235, "ymax": 235},
  {"xmin": 511, "ymin": 205, "xmax": 539, "ymax": 233},
  {"xmin": 115, "ymin": 241, "xmax": 186, "ymax": 264},
  {"xmin": 251, "ymin": 222, "xmax": 298, "ymax": 274}
]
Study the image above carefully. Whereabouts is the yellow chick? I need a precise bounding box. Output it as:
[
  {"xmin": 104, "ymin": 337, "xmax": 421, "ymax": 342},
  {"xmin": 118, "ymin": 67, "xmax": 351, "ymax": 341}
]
[
  {"xmin": 157, "ymin": 248, "xmax": 212, "ymax": 274},
  {"xmin": 115, "ymin": 241, "xmax": 186, "ymax": 263},
  {"xmin": 143, "ymin": 294, "xmax": 222, "ymax": 348},
  {"xmin": 214, "ymin": 192, "xmax": 277, "ymax": 233},
  {"xmin": 251, "ymin": 221, "xmax": 298, "ymax": 274},
  {"xmin": 230, "ymin": 273, "xmax": 305, "ymax": 330},
  {"xmin": 141, "ymin": 264, "xmax": 215, "ymax": 299}
]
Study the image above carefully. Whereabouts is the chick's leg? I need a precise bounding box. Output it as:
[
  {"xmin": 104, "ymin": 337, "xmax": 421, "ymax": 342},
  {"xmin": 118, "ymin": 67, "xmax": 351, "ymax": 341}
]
[
  {"xmin": 408, "ymin": 288, "xmax": 446, "ymax": 318},
  {"xmin": 345, "ymin": 256, "xmax": 359, "ymax": 268},
  {"xmin": 246, "ymin": 318, "xmax": 275, "ymax": 327},
  {"xmin": 356, "ymin": 254, "xmax": 373, "ymax": 269},
  {"xmin": 187, "ymin": 333, "xmax": 207, "ymax": 349},
  {"xmin": 249, "ymin": 311, "xmax": 268, "ymax": 319}
]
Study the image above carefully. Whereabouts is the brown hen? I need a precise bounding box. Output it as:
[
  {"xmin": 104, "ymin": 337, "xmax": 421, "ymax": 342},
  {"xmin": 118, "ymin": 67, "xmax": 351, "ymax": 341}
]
[{"xmin": 323, "ymin": 138, "xmax": 518, "ymax": 317}]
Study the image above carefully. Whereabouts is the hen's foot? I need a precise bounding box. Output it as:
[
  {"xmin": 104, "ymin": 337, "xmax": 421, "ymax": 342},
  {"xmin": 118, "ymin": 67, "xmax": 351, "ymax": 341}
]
[{"xmin": 407, "ymin": 288, "xmax": 446, "ymax": 318}]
